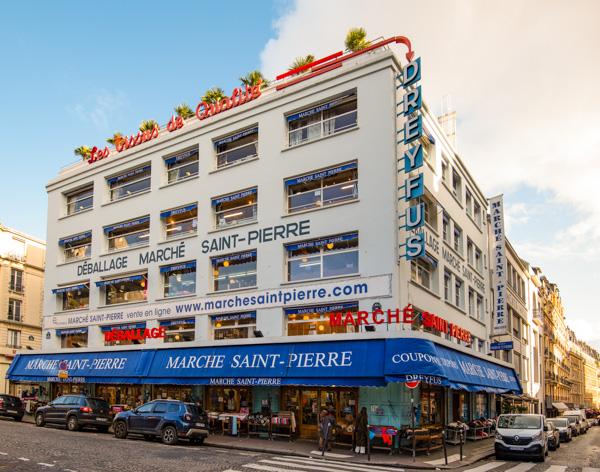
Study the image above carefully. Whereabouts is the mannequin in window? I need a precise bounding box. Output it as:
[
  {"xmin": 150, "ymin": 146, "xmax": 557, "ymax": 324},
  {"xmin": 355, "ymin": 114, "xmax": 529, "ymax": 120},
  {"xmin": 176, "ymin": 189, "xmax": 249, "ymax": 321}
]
[{"xmin": 227, "ymin": 390, "xmax": 236, "ymax": 411}]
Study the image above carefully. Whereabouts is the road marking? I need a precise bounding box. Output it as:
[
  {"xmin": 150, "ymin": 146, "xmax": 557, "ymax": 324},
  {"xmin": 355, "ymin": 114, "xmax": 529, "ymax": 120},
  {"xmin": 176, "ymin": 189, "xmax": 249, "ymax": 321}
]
[
  {"xmin": 425, "ymin": 454, "xmax": 463, "ymax": 465},
  {"xmin": 278, "ymin": 456, "xmax": 403, "ymax": 471},
  {"xmin": 464, "ymin": 462, "xmax": 505, "ymax": 472},
  {"xmin": 582, "ymin": 469, "xmax": 600, "ymax": 472},
  {"xmin": 504, "ymin": 464, "xmax": 536, "ymax": 472},
  {"xmin": 244, "ymin": 464, "xmax": 307, "ymax": 472},
  {"xmin": 221, "ymin": 470, "xmax": 241, "ymax": 472},
  {"xmin": 38, "ymin": 464, "xmax": 55, "ymax": 467},
  {"xmin": 0, "ymin": 453, "xmax": 6, "ymax": 456},
  {"xmin": 544, "ymin": 467, "xmax": 567, "ymax": 472},
  {"xmin": 18, "ymin": 458, "xmax": 30, "ymax": 461}
]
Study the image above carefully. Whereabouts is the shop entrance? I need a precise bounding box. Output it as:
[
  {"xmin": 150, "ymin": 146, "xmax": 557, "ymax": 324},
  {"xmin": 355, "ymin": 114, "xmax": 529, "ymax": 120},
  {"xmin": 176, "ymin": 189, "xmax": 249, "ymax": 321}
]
[
  {"xmin": 420, "ymin": 384, "xmax": 444, "ymax": 427},
  {"xmin": 452, "ymin": 391, "xmax": 470, "ymax": 422},
  {"xmin": 96, "ymin": 385, "xmax": 142, "ymax": 408},
  {"xmin": 53, "ymin": 383, "xmax": 85, "ymax": 399}
]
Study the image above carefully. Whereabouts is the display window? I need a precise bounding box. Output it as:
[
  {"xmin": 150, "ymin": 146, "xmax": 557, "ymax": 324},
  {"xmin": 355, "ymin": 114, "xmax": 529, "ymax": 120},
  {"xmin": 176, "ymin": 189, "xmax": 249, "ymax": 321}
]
[
  {"xmin": 212, "ymin": 188, "xmax": 257, "ymax": 229},
  {"xmin": 212, "ymin": 251, "xmax": 257, "ymax": 291},
  {"xmin": 65, "ymin": 184, "xmax": 93, "ymax": 215},
  {"xmin": 96, "ymin": 385, "xmax": 142, "ymax": 407},
  {"xmin": 97, "ymin": 274, "xmax": 147, "ymax": 305},
  {"xmin": 452, "ymin": 391, "xmax": 471, "ymax": 422},
  {"xmin": 212, "ymin": 313, "xmax": 256, "ymax": 340},
  {"xmin": 161, "ymin": 262, "xmax": 196, "ymax": 297},
  {"xmin": 420, "ymin": 384, "xmax": 444, "ymax": 426},
  {"xmin": 53, "ymin": 383, "xmax": 86, "ymax": 399},
  {"xmin": 215, "ymin": 127, "xmax": 258, "ymax": 169},
  {"xmin": 206, "ymin": 386, "xmax": 253, "ymax": 413},
  {"xmin": 154, "ymin": 385, "xmax": 201, "ymax": 404},
  {"xmin": 60, "ymin": 232, "xmax": 91, "ymax": 262},
  {"xmin": 160, "ymin": 318, "xmax": 195, "ymax": 343},
  {"xmin": 101, "ymin": 323, "xmax": 146, "ymax": 346},
  {"xmin": 165, "ymin": 148, "xmax": 199, "ymax": 184},
  {"xmin": 285, "ymin": 163, "xmax": 357, "ymax": 213},
  {"xmin": 105, "ymin": 217, "xmax": 150, "ymax": 252},
  {"xmin": 287, "ymin": 92, "xmax": 357, "ymax": 147},
  {"xmin": 286, "ymin": 233, "xmax": 358, "ymax": 282},
  {"xmin": 286, "ymin": 303, "xmax": 358, "ymax": 336},
  {"xmin": 57, "ymin": 328, "xmax": 88, "ymax": 348},
  {"xmin": 161, "ymin": 204, "xmax": 197, "ymax": 240},
  {"xmin": 52, "ymin": 283, "xmax": 89, "ymax": 311},
  {"xmin": 108, "ymin": 165, "xmax": 151, "ymax": 201}
]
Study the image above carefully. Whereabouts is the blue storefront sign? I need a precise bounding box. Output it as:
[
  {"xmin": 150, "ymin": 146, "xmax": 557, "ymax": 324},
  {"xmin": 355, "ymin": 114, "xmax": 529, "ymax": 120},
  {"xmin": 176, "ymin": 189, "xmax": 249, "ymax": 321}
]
[{"xmin": 490, "ymin": 341, "xmax": 514, "ymax": 351}]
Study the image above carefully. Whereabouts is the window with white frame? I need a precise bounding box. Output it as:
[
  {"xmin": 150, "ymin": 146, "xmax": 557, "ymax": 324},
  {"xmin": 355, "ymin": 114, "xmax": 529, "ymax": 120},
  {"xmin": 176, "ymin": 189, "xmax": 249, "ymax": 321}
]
[
  {"xmin": 161, "ymin": 205, "xmax": 197, "ymax": 240},
  {"xmin": 478, "ymin": 339, "xmax": 485, "ymax": 354},
  {"xmin": 286, "ymin": 163, "xmax": 357, "ymax": 213},
  {"xmin": 286, "ymin": 304, "xmax": 358, "ymax": 336},
  {"xmin": 212, "ymin": 313, "xmax": 256, "ymax": 340},
  {"xmin": 475, "ymin": 246, "xmax": 483, "ymax": 273},
  {"xmin": 455, "ymin": 278, "xmax": 463, "ymax": 308},
  {"xmin": 411, "ymin": 256, "xmax": 436, "ymax": 291},
  {"xmin": 453, "ymin": 224, "xmax": 463, "ymax": 254},
  {"xmin": 287, "ymin": 92, "xmax": 357, "ymax": 147},
  {"xmin": 10, "ymin": 268, "xmax": 23, "ymax": 292},
  {"xmin": 57, "ymin": 328, "xmax": 87, "ymax": 348},
  {"xmin": 65, "ymin": 184, "xmax": 93, "ymax": 215},
  {"xmin": 452, "ymin": 170, "xmax": 462, "ymax": 201},
  {"xmin": 165, "ymin": 148, "xmax": 199, "ymax": 184},
  {"xmin": 97, "ymin": 274, "xmax": 148, "ymax": 306},
  {"xmin": 102, "ymin": 323, "xmax": 147, "ymax": 346},
  {"xmin": 161, "ymin": 319, "xmax": 195, "ymax": 343},
  {"xmin": 212, "ymin": 252, "xmax": 257, "ymax": 291},
  {"xmin": 108, "ymin": 165, "xmax": 151, "ymax": 201},
  {"xmin": 60, "ymin": 232, "xmax": 91, "ymax": 262},
  {"xmin": 7, "ymin": 329, "xmax": 20, "ymax": 348},
  {"xmin": 441, "ymin": 159, "xmax": 449, "ymax": 183},
  {"xmin": 444, "ymin": 271, "xmax": 451, "ymax": 301},
  {"xmin": 286, "ymin": 233, "xmax": 358, "ymax": 282},
  {"xmin": 468, "ymin": 288, "xmax": 475, "ymax": 317},
  {"xmin": 105, "ymin": 217, "xmax": 150, "ymax": 252},
  {"xmin": 215, "ymin": 127, "xmax": 258, "ymax": 169},
  {"xmin": 410, "ymin": 194, "xmax": 437, "ymax": 230},
  {"xmin": 467, "ymin": 238, "xmax": 474, "ymax": 266},
  {"xmin": 161, "ymin": 262, "xmax": 196, "ymax": 298},
  {"xmin": 465, "ymin": 188, "xmax": 472, "ymax": 216},
  {"xmin": 476, "ymin": 294, "xmax": 484, "ymax": 321},
  {"xmin": 442, "ymin": 213, "xmax": 450, "ymax": 243},
  {"xmin": 473, "ymin": 200, "xmax": 482, "ymax": 227},
  {"xmin": 52, "ymin": 284, "xmax": 89, "ymax": 311},
  {"xmin": 213, "ymin": 188, "xmax": 257, "ymax": 228},
  {"xmin": 8, "ymin": 299, "xmax": 21, "ymax": 321}
]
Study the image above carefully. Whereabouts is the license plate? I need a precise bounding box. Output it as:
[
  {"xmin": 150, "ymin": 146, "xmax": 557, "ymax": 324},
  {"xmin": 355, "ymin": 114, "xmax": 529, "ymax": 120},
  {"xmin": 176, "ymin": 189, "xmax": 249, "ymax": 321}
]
[
  {"xmin": 8, "ymin": 410, "xmax": 17, "ymax": 414},
  {"xmin": 196, "ymin": 423, "xmax": 205, "ymax": 427},
  {"xmin": 509, "ymin": 446, "xmax": 525, "ymax": 451},
  {"xmin": 97, "ymin": 417, "xmax": 108, "ymax": 421}
]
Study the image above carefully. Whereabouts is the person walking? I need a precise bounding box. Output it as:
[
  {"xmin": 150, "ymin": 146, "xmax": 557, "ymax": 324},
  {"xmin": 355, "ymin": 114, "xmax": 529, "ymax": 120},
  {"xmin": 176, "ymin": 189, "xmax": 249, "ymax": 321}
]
[
  {"xmin": 355, "ymin": 407, "xmax": 369, "ymax": 454},
  {"xmin": 319, "ymin": 408, "xmax": 339, "ymax": 451}
]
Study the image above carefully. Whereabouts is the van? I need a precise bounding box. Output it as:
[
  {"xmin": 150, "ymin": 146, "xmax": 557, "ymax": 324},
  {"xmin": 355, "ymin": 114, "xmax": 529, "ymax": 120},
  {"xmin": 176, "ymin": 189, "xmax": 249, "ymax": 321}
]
[
  {"xmin": 563, "ymin": 410, "xmax": 587, "ymax": 434},
  {"xmin": 495, "ymin": 414, "xmax": 548, "ymax": 462}
]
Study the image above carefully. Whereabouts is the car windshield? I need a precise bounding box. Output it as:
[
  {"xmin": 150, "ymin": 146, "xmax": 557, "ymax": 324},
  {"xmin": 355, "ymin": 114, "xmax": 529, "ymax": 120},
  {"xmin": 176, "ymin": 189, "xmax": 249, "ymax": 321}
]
[
  {"xmin": 86, "ymin": 398, "xmax": 109, "ymax": 410},
  {"xmin": 497, "ymin": 415, "xmax": 541, "ymax": 429},
  {"xmin": 185, "ymin": 404, "xmax": 206, "ymax": 416},
  {"xmin": 553, "ymin": 419, "xmax": 568, "ymax": 427},
  {"xmin": 564, "ymin": 416, "xmax": 577, "ymax": 425}
]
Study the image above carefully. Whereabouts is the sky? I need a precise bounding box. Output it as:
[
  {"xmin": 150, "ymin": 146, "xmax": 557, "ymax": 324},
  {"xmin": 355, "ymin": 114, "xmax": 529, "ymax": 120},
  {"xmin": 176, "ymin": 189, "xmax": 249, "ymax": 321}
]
[{"xmin": 1, "ymin": 1, "xmax": 599, "ymax": 350}]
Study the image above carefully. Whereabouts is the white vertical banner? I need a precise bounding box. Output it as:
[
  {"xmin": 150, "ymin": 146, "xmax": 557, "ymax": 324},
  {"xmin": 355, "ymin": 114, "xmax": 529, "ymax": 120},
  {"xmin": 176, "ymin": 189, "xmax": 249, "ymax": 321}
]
[{"xmin": 490, "ymin": 195, "xmax": 507, "ymax": 335}]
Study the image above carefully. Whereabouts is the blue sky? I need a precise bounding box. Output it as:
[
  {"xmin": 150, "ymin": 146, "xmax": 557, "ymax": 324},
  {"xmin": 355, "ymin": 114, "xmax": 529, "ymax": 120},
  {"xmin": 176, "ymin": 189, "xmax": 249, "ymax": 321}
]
[{"xmin": 2, "ymin": 0, "xmax": 600, "ymax": 350}]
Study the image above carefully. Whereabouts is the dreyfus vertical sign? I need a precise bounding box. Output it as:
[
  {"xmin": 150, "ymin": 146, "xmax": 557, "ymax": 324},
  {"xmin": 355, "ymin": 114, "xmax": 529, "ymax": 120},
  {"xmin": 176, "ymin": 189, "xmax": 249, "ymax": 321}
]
[
  {"xmin": 490, "ymin": 195, "xmax": 507, "ymax": 334},
  {"xmin": 399, "ymin": 58, "xmax": 424, "ymax": 260}
]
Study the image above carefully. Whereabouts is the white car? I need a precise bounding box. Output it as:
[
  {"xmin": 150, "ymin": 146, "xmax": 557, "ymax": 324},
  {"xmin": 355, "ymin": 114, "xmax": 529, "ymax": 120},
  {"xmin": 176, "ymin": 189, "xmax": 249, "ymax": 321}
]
[
  {"xmin": 549, "ymin": 417, "xmax": 572, "ymax": 442},
  {"xmin": 495, "ymin": 414, "xmax": 548, "ymax": 462}
]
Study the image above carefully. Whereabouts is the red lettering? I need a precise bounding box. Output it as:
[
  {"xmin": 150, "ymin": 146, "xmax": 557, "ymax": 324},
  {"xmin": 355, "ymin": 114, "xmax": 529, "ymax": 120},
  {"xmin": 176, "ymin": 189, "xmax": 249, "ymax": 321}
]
[
  {"xmin": 220, "ymin": 97, "xmax": 230, "ymax": 111},
  {"xmin": 373, "ymin": 310, "xmax": 385, "ymax": 324},
  {"xmin": 104, "ymin": 330, "xmax": 113, "ymax": 342},
  {"xmin": 387, "ymin": 309, "xmax": 400, "ymax": 323},
  {"xmin": 151, "ymin": 328, "xmax": 159, "ymax": 338},
  {"xmin": 357, "ymin": 311, "xmax": 368, "ymax": 325},
  {"xmin": 143, "ymin": 329, "xmax": 151, "ymax": 339},
  {"xmin": 421, "ymin": 311, "xmax": 432, "ymax": 327},
  {"xmin": 344, "ymin": 312, "xmax": 356, "ymax": 326},
  {"xmin": 403, "ymin": 304, "xmax": 414, "ymax": 323},
  {"xmin": 329, "ymin": 313, "xmax": 342, "ymax": 326},
  {"xmin": 116, "ymin": 330, "xmax": 124, "ymax": 341},
  {"xmin": 115, "ymin": 136, "xmax": 125, "ymax": 152},
  {"xmin": 88, "ymin": 146, "xmax": 98, "ymax": 163},
  {"xmin": 251, "ymin": 79, "xmax": 262, "ymax": 99},
  {"xmin": 159, "ymin": 327, "xmax": 166, "ymax": 338},
  {"xmin": 230, "ymin": 88, "xmax": 240, "ymax": 108},
  {"xmin": 196, "ymin": 101, "xmax": 209, "ymax": 120}
]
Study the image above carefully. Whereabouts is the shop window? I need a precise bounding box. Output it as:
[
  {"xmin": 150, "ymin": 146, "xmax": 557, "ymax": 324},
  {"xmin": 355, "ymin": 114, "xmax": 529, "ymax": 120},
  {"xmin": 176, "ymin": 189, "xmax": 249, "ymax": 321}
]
[
  {"xmin": 215, "ymin": 127, "xmax": 258, "ymax": 169},
  {"xmin": 285, "ymin": 163, "xmax": 357, "ymax": 213},
  {"xmin": 107, "ymin": 165, "xmax": 151, "ymax": 201},
  {"xmin": 165, "ymin": 148, "xmax": 199, "ymax": 184},
  {"xmin": 213, "ymin": 188, "xmax": 257, "ymax": 228},
  {"xmin": 10, "ymin": 268, "xmax": 23, "ymax": 292},
  {"xmin": 8, "ymin": 299, "xmax": 22, "ymax": 322},
  {"xmin": 161, "ymin": 319, "xmax": 196, "ymax": 343},
  {"xmin": 206, "ymin": 386, "xmax": 253, "ymax": 413},
  {"xmin": 286, "ymin": 233, "xmax": 358, "ymax": 282},
  {"xmin": 7, "ymin": 329, "xmax": 21, "ymax": 349},
  {"xmin": 65, "ymin": 184, "xmax": 93, "ymax": 215},
  {"xmin": 287, "ymin": 93, "xmax": 357, "ymax": 147},
  {"xmin": 161, "ymin": 262, "xmax": 196, "ymax": 297},
  {"xmin": 212, "ymin": 313, "xmax": 256, "ymax": 340},
  {"xmin": 411, "ymin": 256, "xmax": 436, "ymax": 291},
  {"xmin": 60, "ymin": 232, "xmax": 92, "ymax": 262},
  {"xmin": 105, "ymin": 217, "xmax": 150, "ymax": 252},
  {"xmin": 161, "ymin": 204, "xmax": 197, "ymax": 240},
  {"xmin": 212, "ymin": 252, "xmax": 257, "ymax": 291},
  {"xmin": 475, "ymin": 393, "xmax": 488, "ymax": 418},
  {"xmin": 421, "ymin": 384, "xmax": 444, "ymax": 426},
  {"xmin": 286, "ymin": 304, "xmax": 358, "ymax": 336},
  {"xmin": 97, "ymin": 274, "xmax": 147, "ymax": 306},
  {"xmin": 52, "ymin": 284, "xmax": 89, "ymax": 311},
  {"xmin": 101, "ymin": 323, "xmax": 146, "ymax": 346},
  {"xmin": 57, "ymin": 328, "xmax": 88, "ymax": 348}
]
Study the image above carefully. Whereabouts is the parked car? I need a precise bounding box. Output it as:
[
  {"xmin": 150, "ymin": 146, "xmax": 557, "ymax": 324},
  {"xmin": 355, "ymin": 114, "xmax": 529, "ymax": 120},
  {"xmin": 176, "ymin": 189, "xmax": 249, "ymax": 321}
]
[
  {"xmin": 112, "ymin": 400, "xmax": 209, "ymax": 446},
  {"xmin": 495, "ymin": 414, "xmax": 548, "ymax": 462},
  {"xmin": 0, "ymin": 394, "xmax": 25, "ymax": 421},
  {"xmin": 545, "ymin": 421, "xmax": 560, "ymax": 450},
  {"xmin": 563, "ymin": 410, "xmax": 587, "ymax": 434},
  {"xmin": 35, "ymin": 395, "xmax": 111, "ymax": 432},
  {"xmin": 562, "ymin": 415, "xmax": 582, "ymax": 436},
  {"xmin": 550, "ymin": 417, "xmax": 572, "ymax": 442}
]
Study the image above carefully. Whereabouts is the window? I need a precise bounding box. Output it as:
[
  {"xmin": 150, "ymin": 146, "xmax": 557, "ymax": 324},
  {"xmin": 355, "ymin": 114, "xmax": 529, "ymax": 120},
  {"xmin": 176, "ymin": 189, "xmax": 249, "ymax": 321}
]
[
  {"xmin": 476, "ymin": 294, "xmax": 484, "ymax": 321},
  {"xmin": 8, "ymin": 300, "xmax": 21, "ymax": 321},
  {"xmin": 473, "ymin": 200, "xmax": 482, "ymax": 227},
  {"xmin": 523, "ymin": 323, "xmax": 529, "ymax": 344},
  {"xmin": 162, "ymin": 319, "xmax": 196, "ymax": 343},
  {"xmin": 452, "ymin": 170, "xmax": 462, "ymax": 200},
  {"xmin": 102, "ymin": 323, "xmax": 146, "ymax": 346},
  {"xmin": 453, "ymin": 225, "xmax": 463, "ymax": 254},
  {"xmin": 467, "ymin": 239, "xmax": 474, "ymax": 266},
  {"xmin": 465, "ymin": 188, "xmax": 472, "ymax": 216},
  {"xmin": 513, "ymin": 312, "xmax": 521, "ymax": 338},
  {"xmin": 410, "ymin": 194, "xmax": 437, "ymax": 230},
  {"xmin": 442, "ymin": 214, "xmax": 450, "ymax": 243},
  {"xmin": 57, "ymin": 328, "xmax": 87, "ymax": 348},
  {"xmin": 7, "ymin": 329, "xmax": 20, "ymax": 348},
  {"xmin": 286, "ymin": 163, "xmax": 357, "ymax": 213},
  {"xmin": 212, "ymin": 251, "xmax": 257, "ymax": 291},
  {"xmin": 60, "ymin": 232, "xmax": 91, "ymax": 262},
  {"xmin": 213, "ymin": 189, "xmax": 257, "ymax": 228},
  {"xmin": 97, "ymin": 274, "xmax": 148, "ymax": 305},
  {"xmin": 66, "ymin": 185, "xmax": 93, "ymax": 215},
  {"xmin": 161, "ymin": 262, "xmax": 196, "ymax": 297},
  {"xmin": 286, "ymin": 304, "xmax": 358, "ymax": 336},
  {"xmin": 105, "ymin": 217, "xmax": 150, "ymax": 252},
  {"xmin": 165, "ymin": 148, "xmax": 199, "ymax": 183},
  {"xmin": 10, "ymin": 269, "xmax": 23, "ymax": 292},
  {"xmin": 455, "ymin": 278, "xmax": 463, "ymax": 308},
  {"xmin": 441, "ymin": 159, "xmax": 449, "ymax": 183},
  {"xmin": 53, "ymin": 284, "xmax": 89, "ymax": 311},
  {"xmin": 161, "ymin": 204, "xmax": 197, "ymax": 240},
  {"xmin": 475, "ymin": 247, "xmax": 483, "ymax": 273},
  {"xmin": 215, "ymin": 127, "xmax": 258, "ymax": 169},
  {"xmin": 213, "ymin": 313, "xmax": 256, "ymax": 340},
  {"xmin": 468, "ymin": 288, "xmax": 475, "ymax": 317},
  {"xmin": 411, "ymin": 257, "xmax": 434, "ymax": 290},
  {"xmin": 108, "ymin": 166, "xmax": 151, "ymax": 201},
  {"xmin": 286, "ymin": 233, "xmax": 358, "ymax": 282},
  {"xmin": 287, "ymin": 93, "xmax": 357, "ymax": 147},
  {"xmin": 478, "ymin": 339, "xmax": 485, "ymax": 354},
  {"xmin": 444, "ymin": 271, "xmax": 451, "ymax": 301}
]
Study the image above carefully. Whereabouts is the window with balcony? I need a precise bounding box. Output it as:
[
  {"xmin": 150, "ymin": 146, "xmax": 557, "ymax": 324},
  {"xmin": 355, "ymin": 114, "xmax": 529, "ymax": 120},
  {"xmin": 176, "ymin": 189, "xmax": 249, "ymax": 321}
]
[
  {"xmin": 97, "ymin": 274, "xmax": 148, "ymax": 306},
  {"xmin": 8, "ymin": 299, "xmax": 21, "ymax": 321},
  {"xmin": 286, "ymin": 163, "xmax": 357, "ymax": 213},
  {"xmin": 215, "ymin": 127, "xmax": 258, "ymax": 169},
  {"xmin": 165, "ymin": 148, "xmax": 199, "ymax": 184},
  {"xmin": 105, "ymin": 217, "xmax": 150, "ymax": 252},
  {"xmin": 52, "ymin": 284, "xmax": 90, "ymax": 311},
  {"xmin": 108, "ymin": 166, "xmax": 151, "ymax": 201},
  {"xmin": 286, "ymin": 303, "xmax": 358, "ymax": 336},
  {"xmin": 161, "ymin": 319, "xmax": 196, "ymax": 343},
  {"xmin": 161, "ymin": 262, "xmax": 196, "ymax": 298},
  {"xmin": 213, "ymin": 188, "xmax": 257, "ymax": 228},
  {"xmin": 65, "ymin": 184, "xmax": 93, "ymax": 215},
  {"xmin": 7, "ymin": 329, "xmax": 21, "ymax": 348},
  {"xmin": 10, "ymin": 269, "xmax": 23, "ymax": 292},
  {"xmin": 212, "ymin": 252, "xmax": 257, "ymax": 291},
  {"xmin": 212, "ymin": 313, "xmax": 256, "ymax": 340},
  {"xmin": 60, "ymin": 232, "xmax": 91, "ymax": 262},
  {"xmin": 287, "ymin": 92, "xmax": 357, "ymax": 147}
]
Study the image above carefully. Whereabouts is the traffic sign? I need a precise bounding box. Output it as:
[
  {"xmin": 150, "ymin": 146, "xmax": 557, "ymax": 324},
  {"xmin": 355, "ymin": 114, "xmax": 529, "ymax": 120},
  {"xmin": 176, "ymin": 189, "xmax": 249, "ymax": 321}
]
[{"xmin": 405, "ymin": 380, "xmax": 420, "ymax": 389}]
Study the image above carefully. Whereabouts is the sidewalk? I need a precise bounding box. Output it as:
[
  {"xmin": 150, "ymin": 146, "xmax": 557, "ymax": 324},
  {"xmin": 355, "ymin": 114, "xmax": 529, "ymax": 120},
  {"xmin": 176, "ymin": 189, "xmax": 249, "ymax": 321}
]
[{"xmin": 22, "ymin": 414, "xmax": 495, "ymax": 469}]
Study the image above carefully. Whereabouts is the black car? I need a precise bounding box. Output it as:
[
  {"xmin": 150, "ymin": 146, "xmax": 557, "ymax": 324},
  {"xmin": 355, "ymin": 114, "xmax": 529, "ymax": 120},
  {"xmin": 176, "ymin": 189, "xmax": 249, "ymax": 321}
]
[
  {"xmin": 35, "ymin": 395, "xmax": 111, "ymax": 432},
  {"xmin": 113, "ymin": 400, "xmax": 209, "ymax": 445},
  {"xmin": 0, "ymin": 394, "xmax": 25, "ymax": 421}
]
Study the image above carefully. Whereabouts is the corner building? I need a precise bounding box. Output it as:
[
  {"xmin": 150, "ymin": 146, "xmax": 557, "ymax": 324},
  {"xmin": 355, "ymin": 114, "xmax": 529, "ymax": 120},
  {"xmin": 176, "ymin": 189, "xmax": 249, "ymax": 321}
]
[{"xmin": 7, "ymin": 38, "xmax": 521, "ymax": 441}]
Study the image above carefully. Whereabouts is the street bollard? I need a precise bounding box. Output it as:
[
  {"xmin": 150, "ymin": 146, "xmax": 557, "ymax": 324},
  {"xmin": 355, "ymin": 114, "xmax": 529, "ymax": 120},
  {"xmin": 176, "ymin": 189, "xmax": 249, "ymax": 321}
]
[
  {"xmin": 442, "ymin": 429, "xmax": 448, "ymax": 465},
  {"xmin": 459, "ymin": 427, "xmax": 463, "ymax": 461}
]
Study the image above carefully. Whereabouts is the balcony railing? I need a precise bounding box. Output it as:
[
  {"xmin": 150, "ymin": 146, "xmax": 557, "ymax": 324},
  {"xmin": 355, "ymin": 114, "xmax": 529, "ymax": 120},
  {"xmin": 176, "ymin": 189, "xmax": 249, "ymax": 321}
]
[
  {"xmin": 2, "ymin": 251, "xmax": 26, "ymax": 263},
  {"xmin": 533, "ymin": 309, "xmax": 543, "ymax": 325},
  {"xmin": 6, "ymin": 344, "xmax": 21, "ymax": 349}
]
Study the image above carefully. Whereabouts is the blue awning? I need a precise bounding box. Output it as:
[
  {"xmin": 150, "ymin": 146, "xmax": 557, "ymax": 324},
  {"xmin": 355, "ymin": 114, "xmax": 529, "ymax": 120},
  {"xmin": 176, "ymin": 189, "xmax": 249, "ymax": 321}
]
[
  {"xmin": 56, "ymin": 328, "xmax": 88, "ymax": 335},
  {"xmin": 107, "ymin": 166, "xmax": 151, "ymax": 184},
  {"xmin": 160, "ymin": 204, "xmax": 197, "ymax": 218},
  {"xmin": 212, "ymin": 188, "xmax": 257, "ymax": 206},
  {"xmin": 286, "ymin": 233, "xmax": 357, "ymax": 252},
  {"xmin": 212, "ymin": 251, "xmax": 256, "ymax": 265},
  {"xmin": 100, "ymin": 323, "xmax": 147, "ymax": 333},
  {"xmin": 286, "ymin": 93, "xmax": 355, "ymax": 122},
  {"xmin": 164, "ymin": 149, "xmax": 198, "ymax": 165},
  {"xmin": 104, "ymin": 217, "xmax": 150, "ymax": 233},
  {"xmin": 96, "ymin": 275, "xmax": 143, "ymax": 287},
  {"xmin": 214, "ymin": 127, "xmax": 258, "ymax": 147},
  {"xmin": 52, "ymin": 284, "xmax": 87, "ymax": 294},
  {"xmin": 285, "ymin": 163, "xmax": 356, "ymax": 187},
  {"xmin": 59, "ymin": 232, "xmax": 91, "ymax": 244},
  {"xmin": 160, "ymin": 262, "xmax": 196, "ymax": 274},
  {"xmin": 159, "ymin": 319, "xmax": 195, "ymax": 327}
]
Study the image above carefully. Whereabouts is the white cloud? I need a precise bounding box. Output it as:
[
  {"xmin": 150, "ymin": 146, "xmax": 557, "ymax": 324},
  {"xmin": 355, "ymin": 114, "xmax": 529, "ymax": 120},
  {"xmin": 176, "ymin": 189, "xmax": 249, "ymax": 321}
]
[{"xmin": 66, "ymin": 89, "xmax": 128, "ymax": 132}]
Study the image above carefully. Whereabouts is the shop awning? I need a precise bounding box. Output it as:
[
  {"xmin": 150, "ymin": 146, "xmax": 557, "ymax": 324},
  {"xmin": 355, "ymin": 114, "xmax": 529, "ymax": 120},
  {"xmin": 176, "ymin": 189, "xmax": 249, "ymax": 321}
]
[{"xmin": 552, "ymin": 402, "xmax": 569, "ymax": 411}]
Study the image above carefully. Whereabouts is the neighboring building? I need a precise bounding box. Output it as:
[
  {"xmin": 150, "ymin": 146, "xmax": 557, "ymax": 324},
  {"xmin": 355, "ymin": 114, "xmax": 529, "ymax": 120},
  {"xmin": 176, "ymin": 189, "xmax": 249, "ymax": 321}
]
[
  {"xmin": 0, "ymin": 224, "xmax": 45, "ymax": 395},
  {"xmin": 567, "ymin": 330, "xmax": 584, "ymax": 409},
  {"xmin": 581, "ymin": 344, "xmax": 599, "ymax": 409}
]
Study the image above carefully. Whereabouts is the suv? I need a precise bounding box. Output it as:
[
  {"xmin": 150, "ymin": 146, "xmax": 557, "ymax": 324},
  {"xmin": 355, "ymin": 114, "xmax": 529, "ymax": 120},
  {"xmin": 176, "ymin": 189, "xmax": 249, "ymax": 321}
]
[
  {"xmin": 562, "ymin": 415, "xmax": 582, "ymax": 436},
  {"xmin": 495, "ymin": 414, "xmax": 548, "ymax": 462},
  {"xmin": 113, "ymin": 400, "xmax": 209, "ymax": 446},
  {"xmin": 563, "ymin": 410, "xmax": 587, "ymax": 434},
  {"xmin": 35, "ymin": 395, "xmax": 111, "ymax": 432},
  {"xmin": 0, "ymin": 394, "xmax": 25, "ymax": 421}
]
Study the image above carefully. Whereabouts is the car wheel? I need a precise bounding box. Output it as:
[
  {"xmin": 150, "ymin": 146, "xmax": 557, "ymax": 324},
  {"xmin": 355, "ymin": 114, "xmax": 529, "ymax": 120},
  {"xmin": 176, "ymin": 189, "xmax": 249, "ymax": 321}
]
[
  {"xmin": 114, "ymin": 421, "xmax": 128, "ymax": 439},
  {"xmin": 143, "ymin": 435, "xmax": 154, "ymax": 441},
  {"xmin": 190, "ymin": 436, "xmax": 204, "ymax": 445},
  {"xmin": 97, "ymin": 426, "xmax": 109, "ymax": 434},
  {"xmin": 35, "ymin": 412, "xmax": 45, "ymax": 427},
  {"xmin": 162, "ymin": 425, "xmax": 178, "ymax": 445},
  {"xmin": 67, "ymin": 416, "xmax": 79, "ymax": 431}
]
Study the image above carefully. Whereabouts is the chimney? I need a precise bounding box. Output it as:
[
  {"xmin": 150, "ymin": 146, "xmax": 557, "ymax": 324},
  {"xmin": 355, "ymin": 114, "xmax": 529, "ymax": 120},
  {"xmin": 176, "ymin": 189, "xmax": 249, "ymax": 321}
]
[{"xmin": 438, "ymin": 95, "xmax": 457, "ymax": 149}]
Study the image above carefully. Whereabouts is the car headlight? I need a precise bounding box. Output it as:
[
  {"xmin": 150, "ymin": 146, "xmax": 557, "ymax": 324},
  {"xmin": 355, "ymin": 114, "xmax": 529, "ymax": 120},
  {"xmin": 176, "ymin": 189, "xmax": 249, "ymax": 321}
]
[
  {"xmin": 495, "ymin": 432, "xmax": 503, "ymax": 440},
  {"xmin": 531, "ymin": 431, "xmax": 542, "ymax": 441}
]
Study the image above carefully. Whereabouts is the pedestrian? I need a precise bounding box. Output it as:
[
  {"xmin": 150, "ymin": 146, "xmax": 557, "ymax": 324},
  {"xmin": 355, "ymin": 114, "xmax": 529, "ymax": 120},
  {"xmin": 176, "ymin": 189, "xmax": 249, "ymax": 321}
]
[
  {"xmin": 318, "ymin": 408, "xmax": 339, "ymax": 451},
  {"xmin": 355, "ymin": 407, "xmax": 368, "ymax": 454}
]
